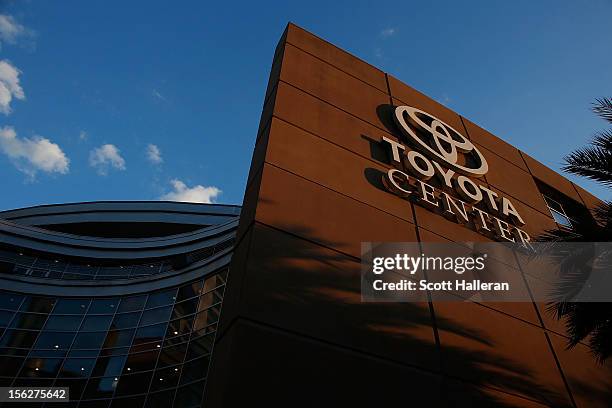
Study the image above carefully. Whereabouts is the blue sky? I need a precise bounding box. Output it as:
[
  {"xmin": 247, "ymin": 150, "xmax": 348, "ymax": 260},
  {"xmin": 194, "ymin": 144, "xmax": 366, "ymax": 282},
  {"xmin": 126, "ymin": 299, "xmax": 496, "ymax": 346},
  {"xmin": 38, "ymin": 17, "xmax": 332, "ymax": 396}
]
[{"xmin": 0, "ymin": 0, "xmax": 610, "ymax": 211}]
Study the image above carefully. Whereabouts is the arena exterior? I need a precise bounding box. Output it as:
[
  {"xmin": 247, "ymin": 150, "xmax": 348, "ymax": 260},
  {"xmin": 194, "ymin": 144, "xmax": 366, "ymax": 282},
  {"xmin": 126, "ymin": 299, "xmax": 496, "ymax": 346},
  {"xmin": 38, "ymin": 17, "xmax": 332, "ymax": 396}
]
[
  {"xmin": 0, "ymin": 202, "xmax": 239, "ymax": 407},
  {"xmin": 204, "ymin": 24, "xmax": 610, "ymax": 408},
  {"xmin": 0, "ymin": 23, "xmax": 609, "ymax": 408}
]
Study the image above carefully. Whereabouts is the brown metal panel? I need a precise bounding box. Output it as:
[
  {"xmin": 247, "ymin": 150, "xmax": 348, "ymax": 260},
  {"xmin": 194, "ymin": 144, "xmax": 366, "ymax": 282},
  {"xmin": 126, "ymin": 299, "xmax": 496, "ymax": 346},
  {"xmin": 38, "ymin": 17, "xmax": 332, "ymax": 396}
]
[
  {"xmin": 413, "ymin": 204, "xmax": 496, "ymax": 244},
  {"xmin": 280, "ymin": 43, "xmax": 390, "ymax": 130},
  {"xmin": 549, "ymin": 333, "xmax": 612, "ymax": 408},
  {"xmin": 236, "ymin": 223, "xmax": 438, "ymax": 370},
  {"xmin": 264, "ymin": 117, "xmax": 414, "ymax": 223},
  {"xmin": 272, "ymin": 81, "xmax": 398, "ymax": 160},
  {"xmin": 388, "ymin": 77, "xmax": 465, "ymax": 132},
  {"xmin": 434, "ymin": 301, "xmax": 573, "ymax": 407},
  {"xmin": 285, "ymin": 23, "xmax": 388, "ymax": 93},
  {"xmin": 572, "ymin": 182, "xmax": 604, "ymax": 210},
  {"xmin": 207, "ymin": 318, "xmax": 444, "ymax": 406},
  {"xmin": 521, "ymin": 152, "xmax": 583, "ymax": 203},
  {"xmin": 483, "ymin": 149, "xmax": 551, "ymax": 215},
  {"xmin": 462, "ymin": 116, "xmax": 529, "ymax": 171},
  {"xmin": 254, "ymin": 163, "xmax": 417, "ymax": 258}
]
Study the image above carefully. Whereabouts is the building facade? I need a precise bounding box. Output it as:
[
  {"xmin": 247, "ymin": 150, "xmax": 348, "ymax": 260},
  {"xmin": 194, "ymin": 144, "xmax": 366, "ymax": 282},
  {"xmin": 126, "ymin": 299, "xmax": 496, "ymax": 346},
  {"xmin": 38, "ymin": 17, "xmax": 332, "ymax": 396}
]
[
  {"xmin": 0, "ymin": 202, "xmax": 239, "ymax": 407},
  {"xmin": 203, "ymin": 24, "xmax": 611, "ymax": 408},
  {"xmin": 0, "ymin": 23, "xmax": 610, "ymax": 408}
]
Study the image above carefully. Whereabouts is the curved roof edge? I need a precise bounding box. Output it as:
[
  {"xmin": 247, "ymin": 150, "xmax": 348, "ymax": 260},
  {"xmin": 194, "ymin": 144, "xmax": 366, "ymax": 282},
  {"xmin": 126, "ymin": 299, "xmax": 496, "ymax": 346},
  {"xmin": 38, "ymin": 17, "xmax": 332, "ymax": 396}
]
[
  {"xmin": 0, "ymin": 201, "xmax": 241, "ymax": 260},
  {"xmin": 0, "ymin": 201, "xmax": 241, "ymax": 227}
]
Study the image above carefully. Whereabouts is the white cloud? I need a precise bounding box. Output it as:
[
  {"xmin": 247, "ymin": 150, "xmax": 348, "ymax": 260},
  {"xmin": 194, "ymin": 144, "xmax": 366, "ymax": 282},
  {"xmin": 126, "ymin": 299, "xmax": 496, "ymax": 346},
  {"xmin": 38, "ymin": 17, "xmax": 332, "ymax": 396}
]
[
  {"xmin": 0, "ymin": 126, "xmax": 69, "ymax": 177},
  {"xmin": 0, "ymin": 60, "xmax": 25, "ymax": 114},
  {"xmin": 146, "ymin": 143, "xmax": 162, "ymax": 164},
  {"xmin": 380, "ymin": 27, "xmax": 397, "ymax": 38},
  {"xmin": 0, "ymin": 14, "xmax": 26, "ymax": 47},
  {"xmin": 160, "ymin": 179, "xmax": 221, "ymax": 203},
  {"xmin": 79, "ymin": 130, "xmax": 88, "ymax": 141},
  {"xmin": 151, "ymin": 89, "xmax": 166, "ymax": 101},
  {"xmin": 89, "ymin": 144, "xmax": 126, "ymax": 175}
]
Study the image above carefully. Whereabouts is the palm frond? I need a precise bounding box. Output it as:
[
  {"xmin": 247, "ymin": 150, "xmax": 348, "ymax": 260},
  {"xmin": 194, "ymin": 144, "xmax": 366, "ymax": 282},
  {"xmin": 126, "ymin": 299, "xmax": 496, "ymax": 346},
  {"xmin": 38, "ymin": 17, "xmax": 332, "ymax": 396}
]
[
  {"xmin": 592, "ymin": 129, "xmax": 612, "ymax": 150},
  {"xmin": 593, "ymin": 97, "xmax": 612, "ymax": 124},
  {"xmin": 593, "ymin": 201, "xmax": 612, "ymax": 228},
  {"xmin": 563, "ymin": 133, "xmax": 612, "ymax": 186},
  {"xmin": 542, "ymin": 98, "xmax": 612, "ymax": 364}
]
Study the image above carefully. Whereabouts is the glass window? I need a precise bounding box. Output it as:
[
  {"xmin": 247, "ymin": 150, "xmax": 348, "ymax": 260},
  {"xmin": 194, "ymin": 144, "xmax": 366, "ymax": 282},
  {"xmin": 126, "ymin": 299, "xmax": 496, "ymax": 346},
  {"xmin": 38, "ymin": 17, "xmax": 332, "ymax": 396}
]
[
  {"xmin": 543, "ymin": 195, "xmax": 564, "ymax": 213},
  {"xmin": 34, "ymin": 331, "xmax": 75, "ymax": 350},
  {"xmin": 44, "ymin": 315, "xmax": 83, "ymax": 331},
  {"xmin": 9, "ymin": 312, "xmax": 47, "ymax": 330},
  {"xmin": 72, "ymin": 332, "xmax": 106, "ymax": 350},
  {"xmin": 163, "ymin": 333, "xmax": 190, "ymax": 348},
  {"xmin": 180, "ymin": 356, "xmax": 209, "ymax": 384},
  {"xmin": 59, "ymin": 358, "xmax": 96, "ymax": 377},
  {"xmin": 0, "ymin": 329, "xmax": 39, "ymax": 348},
  {"xmin": 49, "ymin": 270, "xmax": 65, "ymax": 279},
  {"xmin": 144, "ymin": 389, "xmax": 176, "ymax": 408},
  {"xmin": 0, "ymin": 293, "xmax": 24, "ymax": 310},
  {"xmin": 111, "ymin": 311, "xmax": 142, "ymax": 330},
  {"xmin": 68, "ymin": 349, "xmax": 99, "ymax": 358},
  {"xmin": 20, "ymin": 297, "xmax": 55, "ymax": 314},
  {"xmin": 176, "ymin": 281, "xmax": 203, "ymax": 302},
  {"xmin": 197, "ymin": 289, "xmax": 223, "ymax": 311},
  {"xmin": 171, "ymin": 298, "xmax": 198, "ymax": 319},
  {"xmin": 46, "ymin": 400, "xmax": 78, "ymax": 407},
  {"xmin": 131, "ymin": 264, "xmax": 153, "ymax": 277},
  {"xmin": 0, "ymin": 260, "xmax": 14, "ymax": 276},
  {"xmin": 133, "ymin": 323, "xmax": 166, "ymax": 346},
  {"xmin": 156, "ymin": 343, "xmax": 187, "ymax": 369},
  {"xmin": 140, "ymin": 306, "xmax": 172, "ymax": 326},
  {"xmin": 123, "ymin": 350, "xmax": 159, "ymax": 373},
  {"xmin": 110, "ymin": 395, "xmax": 146, "ymax": 408},
  {"xmin": 80, "ymin": 315, "xmax": 113, "ymax": 332},
  {"xmin": 165, "ymin": 316, "xmax": 193, "ymax": 341},
  {"xmin": 78, "ymin": 400, "xmax": 111, "ymax": 408},
  {"xmin": 193, "ymin": 306, "xmax": 220, "ymax": 333},
  {"xmin": 29, "ymin": 348, "xmax": 67, "ymax": 359},
  {"xmin": 203, "ymin": 273, "xmax": 226, "ymax": 293},
  {"xmin": 96, "ymin": 266, "xmax": 125, "ymax": 278},
  {"xmin": 194, "ymin": 322, "xmax": 217, "ymax": 338},
  {"xmin": 19, "ymin": 357, "xmax": 63, "ymax": 377},
  {"xmin": 102, "ymin": 328, "xmax": 135, "ymax": 349},
  {"xmin": 82, "ymin": 376, "xmax": 117, "ymax": 399},
  {"xmin": 117, "ymin": 295, "xmax": 147, "ymax": 313},
  {"xmin": 115, "ymin": 371, "xmax": 152, "ymax": 397},
  {"xmin": 551, "ymin": 209, "xmax": 573, "ymax": 228},
  {"xmin": 89, "ymin": 299, "xmax": 118, "ymax": 314},
  {"xmin": 99, "ymin": 346, "xmax": 130, "ymax": 357},
  {"xmin": 54, "ymin": 378, "xmax": 87, "ymax": 401},
  {"xmin": 14, "ymin": 252, "xmax": 36, "ymax": 265},
  {"xmin": 0, "ymin": 347, "xmax": 29, "ymax": 357},
  {"xmin": 543, "ymin": 195, "xmax": 573, "ymax": 228},
  {"xmin": 150, "ymin": 365, "xmax": 181, "ymax": 392},
  {"xmin": 52, "ymin": 299, "xmax": 90, "ymax": 315},
  {"xmin": 173, "ymin": 380, "xmax": 205, "ymax": 407},
  {"xmin": 145, "ymin": 289, "xmax": 177, "ymax": 309},
  {"xmin": 92, "ymin": 355, "xmax": 126, "ymax": 377},
  {"xmin": 0, "ymin": 356, "xmax": 25, "ymax": 377},
  {"xmin": 186, "ymin": 333, "xmax": 214, "ymax": 361},
  {"xmin": 69, "ymin": 264, "xmax": 98, "ymax": 276}
]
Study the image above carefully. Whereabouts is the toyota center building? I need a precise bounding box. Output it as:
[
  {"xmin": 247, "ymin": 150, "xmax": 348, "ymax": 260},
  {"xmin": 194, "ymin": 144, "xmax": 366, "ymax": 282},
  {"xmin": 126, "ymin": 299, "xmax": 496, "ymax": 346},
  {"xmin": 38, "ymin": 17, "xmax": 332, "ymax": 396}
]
[{"xmin": 0, "ymin": 24, "xmax": 610, "ymax": 407}]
